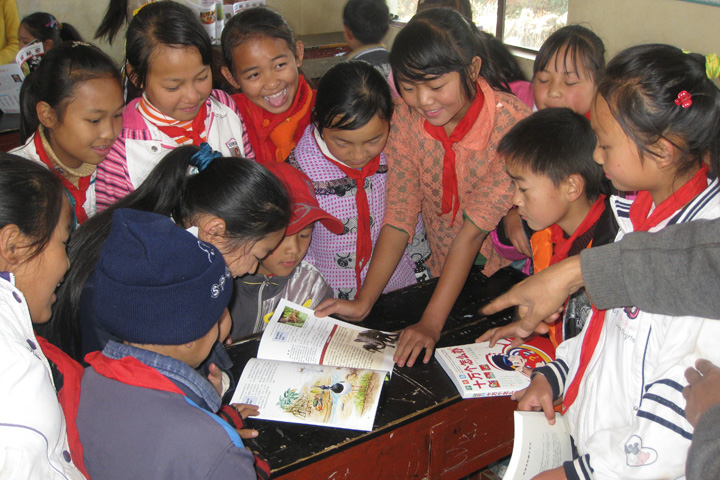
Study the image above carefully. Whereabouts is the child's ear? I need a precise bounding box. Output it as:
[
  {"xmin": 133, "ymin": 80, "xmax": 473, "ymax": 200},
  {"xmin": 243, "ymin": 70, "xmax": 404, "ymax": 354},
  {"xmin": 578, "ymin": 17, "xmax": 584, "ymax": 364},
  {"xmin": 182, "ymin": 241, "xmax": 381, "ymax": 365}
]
[
  {"xmin": 295, "ymin": 40, "xmax": 305, "ymax": 67},
  {"xmin": 198, "ymin": 215, "xmax": 227, "ymax": 241},
  {"xmin": 220, "ymin": 65, "xmax": 242, "ymax": 90},
  {"xmin": 36, "ymin": 101, "xmax": 59, "ymax": 130},
  {"xmin": 0, "ymin": 223, "xmax": 25, "ymax": 267},
  {"xmin": 125, "ymin": 63, "xmax": 141, "ymax": 89},
  {"xmin": 563, "ymin": 174, "xmax": 586, "ymax": 203},
  {"xmin": 469, "ymin": 56, "xmax": 483, "ymax": 82},
  {"xmin": 343, "ymin": 25, "xmax": 354, "ymax": 44},
  {"xmin": 650, "ymin": 137, "xmax": 678, "ymax": 170}
]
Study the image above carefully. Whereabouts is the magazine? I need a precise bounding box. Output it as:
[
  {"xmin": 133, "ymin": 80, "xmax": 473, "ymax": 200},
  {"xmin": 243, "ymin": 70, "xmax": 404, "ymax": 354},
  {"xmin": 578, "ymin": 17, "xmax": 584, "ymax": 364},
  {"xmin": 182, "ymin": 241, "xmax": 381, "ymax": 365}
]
[
  {"xmin": 229, "ymin": 298, "xmax": 397, "ymax": 431},
  {"xmin": 435, "ymin": 337, "xmax": 554, "ymax": 398},
  {"xmin": 0, "ymin": 63, "xmax": 24, "ymax": 114},
  {"xmin": 503, "ymin": 411, "xmax": 572, "ymax": 480}
]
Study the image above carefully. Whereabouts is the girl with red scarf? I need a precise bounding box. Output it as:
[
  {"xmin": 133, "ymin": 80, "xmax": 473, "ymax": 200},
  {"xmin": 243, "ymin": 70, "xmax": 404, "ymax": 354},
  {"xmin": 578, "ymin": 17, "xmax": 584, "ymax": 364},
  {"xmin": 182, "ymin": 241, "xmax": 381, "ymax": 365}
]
[
  {"xmin": 221, "ymin": 6, "xmax": 314, "ymax": 165},
  {"xmin": 316, "ymin": 9, "xmax": 529, "ymax": 368}
]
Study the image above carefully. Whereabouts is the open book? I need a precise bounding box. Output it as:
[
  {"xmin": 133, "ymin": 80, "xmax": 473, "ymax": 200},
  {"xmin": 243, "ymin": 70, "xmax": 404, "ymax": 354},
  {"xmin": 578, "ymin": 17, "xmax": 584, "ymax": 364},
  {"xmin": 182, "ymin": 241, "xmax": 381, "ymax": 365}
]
[
  {"xmin": 503, "ymin": 411, "xmax": 572, "ymax": 480},
  {"xmin": 435, "ymin": 338, "xmax": 554, "ymax": 398},
  {"xmin": 229, "ymin": 299, "xmax": 396, "ymax": 431}
]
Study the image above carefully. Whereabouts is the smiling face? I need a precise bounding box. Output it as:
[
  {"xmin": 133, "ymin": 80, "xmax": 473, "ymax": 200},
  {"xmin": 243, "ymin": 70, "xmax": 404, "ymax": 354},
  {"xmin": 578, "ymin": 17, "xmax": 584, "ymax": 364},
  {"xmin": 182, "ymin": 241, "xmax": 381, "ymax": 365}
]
[
  {"xmin": 398, "ymin": 71, "xmax": 475, "ymax": 136},
  {"xmin": 257, "ymin": 224, "xmax": 313, "ymax": 278},
  {"xmin": 506, "ymin": 160, "xmax": 572, "ymax": 233},
  {"xmin": 533, "ymin": 47, "xmax": 596, "ymax": 114},
  {"xmin": 140, "ymin": 45, "xmax": 213, "ymax": 121},
  {"xmin": 42, "ymin": 77, "xmax": 125, "ymax": 169},
  {"xmin": 223, "ymin": 36, "xmax": 302, "ymax": 115},
  {"xmin": 12, "ymin": 198, "xmax": 72, "ymax": 324},
  {"xmin": 322, "ymin": 114, "xmax": 389, "ymax": 169}
]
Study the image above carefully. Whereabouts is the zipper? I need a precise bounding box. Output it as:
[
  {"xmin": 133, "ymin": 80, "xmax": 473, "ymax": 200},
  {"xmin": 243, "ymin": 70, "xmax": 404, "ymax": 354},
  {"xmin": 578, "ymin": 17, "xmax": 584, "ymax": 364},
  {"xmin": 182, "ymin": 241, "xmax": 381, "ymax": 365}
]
[{"xmin": 254, "ymin": 279, "xmax": 269, "ymax": 333}]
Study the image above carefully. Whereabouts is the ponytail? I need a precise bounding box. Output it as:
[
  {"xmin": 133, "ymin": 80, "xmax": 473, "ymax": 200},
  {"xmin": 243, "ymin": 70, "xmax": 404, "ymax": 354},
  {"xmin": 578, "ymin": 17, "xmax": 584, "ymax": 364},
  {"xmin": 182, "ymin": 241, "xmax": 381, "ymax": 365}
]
[{"xmin": 94, "ymin": 0, "xmax": 129, "ymax": 44}]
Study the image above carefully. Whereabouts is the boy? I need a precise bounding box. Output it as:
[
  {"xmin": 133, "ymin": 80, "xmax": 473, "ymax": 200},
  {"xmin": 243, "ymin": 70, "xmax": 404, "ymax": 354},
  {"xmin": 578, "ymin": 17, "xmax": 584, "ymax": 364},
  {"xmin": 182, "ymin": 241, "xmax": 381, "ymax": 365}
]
[
  {"xmin": 229, "ymin": 162, "xmax": 344, "ymax": 339},
  {"xmin": 76, "ymin": 209, "xmax": 258, "ymax": 480},
  {"xmin": 490, "ymin": 107, "xmax": 617, "ymax": 345},
  {"xmin": 342, "ymin": 0, "xmax": 391, "ymax": 78}
]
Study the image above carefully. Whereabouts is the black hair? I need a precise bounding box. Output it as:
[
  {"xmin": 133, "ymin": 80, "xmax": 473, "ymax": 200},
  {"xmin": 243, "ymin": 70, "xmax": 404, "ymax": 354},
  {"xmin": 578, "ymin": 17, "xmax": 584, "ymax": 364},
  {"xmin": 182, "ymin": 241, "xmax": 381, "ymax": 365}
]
[
  {"xmin": 20, "ymin": 12, "xmax": 83, "ymax": 47},
  {"xmin": 19, "ymin": 41, "xmax": 121, "ymax": 143},
  {"xmin": 499, "ymin": 108, "xmax": 603, "ymax": 202},
  {"xmin": 0, "ymin": 153, "xmax": 65, "ymax": 259},
  {"xmin": 95, "ymin": 0, "xmax": 129, "ymax": 44},
  {"xmin": 343, "ymin": 0, "xmax": 390, "ymax": 45},
  {"xmin": 49, "ymin": 146, "xmax": 291, "ymax": 359},
  {"xmin": 125, "ymin": 2, "xmax": 212, "ymax": 98},
  {"xmin": 313, "ymin": 60, "xmax": 393, "ymax": 135},
  {"xmin": 390, "ymin": 7, "xmax": 511, "ymax": 100},
  {"xmin": 416, "ymin": 0, "xmax": 473, "ymax": 21},
  {"xmin": 533, "ymin": 25, "xmax": 605, "ymax": 83},
  {"xmin": 221, "ymin": 6, "xmax": 297, "ymax": 73},
  {"xmin": 478, "ymin": 30, "xmax": 526, "ymax": 83},
  {"xmin": 597, "ymin": 43, "xmax": 720, "ymax": 176}
]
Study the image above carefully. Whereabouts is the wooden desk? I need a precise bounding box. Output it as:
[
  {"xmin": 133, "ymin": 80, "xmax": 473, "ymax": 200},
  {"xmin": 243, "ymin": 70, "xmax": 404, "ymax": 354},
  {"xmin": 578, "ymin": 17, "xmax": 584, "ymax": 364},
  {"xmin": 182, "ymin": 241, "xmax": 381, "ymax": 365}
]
[{"xmin": 227, "ymin": 267, "xmax": 525, "ymax": 479}]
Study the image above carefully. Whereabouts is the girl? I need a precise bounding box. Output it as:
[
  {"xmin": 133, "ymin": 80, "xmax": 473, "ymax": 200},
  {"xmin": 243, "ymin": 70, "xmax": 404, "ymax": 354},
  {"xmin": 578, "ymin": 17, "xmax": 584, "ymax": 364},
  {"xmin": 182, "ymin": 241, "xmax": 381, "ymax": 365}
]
[
  {"xmin": 532, "ymin": 24, "xmax": 605, "ymax": 115},
  {"xmin": 519, "ymin": 44, "xmax": 720, "ymax": 480},
  {"xmin": 288, "ymin": 60, "xmax": 429, "ymax": 302},
  {"xmin": 316, "ymin": 9, "xmax": 528, "ymax": 369},
  {"xmin": 220, "ymin": 6, "xmax": 313, "ymax": 164},
  {"xmin": 95, "ymin": 1, "xmax": 254, "ymax": 211},
  {"xmin": 14, "ymin": 41, "xmax": 124, "ymax": 227},
  {"xmin": 18, "ymin": 12, "xmax": 83, "ymax": 51},
  {"xmin": 0, "ymin": 154, "xmax": 88, "ymax": 479},
  {"xmin": 50, "ymin": 144, "xmax": 289, "ymax": 361}
]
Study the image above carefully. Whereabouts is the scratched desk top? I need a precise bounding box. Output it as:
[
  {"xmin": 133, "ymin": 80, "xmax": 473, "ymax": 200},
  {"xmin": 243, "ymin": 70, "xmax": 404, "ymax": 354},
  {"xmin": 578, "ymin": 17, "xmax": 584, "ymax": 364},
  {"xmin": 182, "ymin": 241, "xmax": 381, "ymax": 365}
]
[{"xmin": 226, "ymin": 266, "xmax": 524, "ymax": 477}]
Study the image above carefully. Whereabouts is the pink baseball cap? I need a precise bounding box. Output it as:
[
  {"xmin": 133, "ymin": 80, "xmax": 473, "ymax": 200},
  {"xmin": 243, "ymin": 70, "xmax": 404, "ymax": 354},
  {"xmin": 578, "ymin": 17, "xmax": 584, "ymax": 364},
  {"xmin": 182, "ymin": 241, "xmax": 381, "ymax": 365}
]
[{"xmin": 265, "ymin": 162, "xmax": 345, "ymax": 236}]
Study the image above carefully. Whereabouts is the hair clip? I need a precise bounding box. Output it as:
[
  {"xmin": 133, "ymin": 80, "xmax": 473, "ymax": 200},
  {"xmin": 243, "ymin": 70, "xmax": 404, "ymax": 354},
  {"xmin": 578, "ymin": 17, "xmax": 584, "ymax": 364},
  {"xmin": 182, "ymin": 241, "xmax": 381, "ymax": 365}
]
[
  {"xmin": 706, "ymin": 53, "xmax": 720, "ymax": 80},
  {"xmin": 71, "ymin": 41, "xmax": 92, "ymax": 48},
  {"xmin": 675, "ymin": 90, "xmax": 692, "ymax": 108},
  {"xmin": 45, "ymin": 18, "xmax": 59, "ymax": 29},
  {"xmin": 188, "ymin": 143, "xmax": 222, "ymax": 175}
]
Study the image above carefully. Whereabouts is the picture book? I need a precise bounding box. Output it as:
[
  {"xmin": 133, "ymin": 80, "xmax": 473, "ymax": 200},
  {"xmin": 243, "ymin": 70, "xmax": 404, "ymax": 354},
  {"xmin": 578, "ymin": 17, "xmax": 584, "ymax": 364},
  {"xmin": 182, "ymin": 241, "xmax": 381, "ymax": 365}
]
[
  {"xmin": 503, "ymin": 411, "xmax": 572, "ymax": 480},
  {"xmin": 229, "ymin": 298, "xmax": 397, "ymax": 431},
  {"xmin": 0, "ymin": 63, "xmax": 24, "ymax": 114},
  {"xmin": 435, "ymin": 337, "xmax": 554, "ymax": 398}
]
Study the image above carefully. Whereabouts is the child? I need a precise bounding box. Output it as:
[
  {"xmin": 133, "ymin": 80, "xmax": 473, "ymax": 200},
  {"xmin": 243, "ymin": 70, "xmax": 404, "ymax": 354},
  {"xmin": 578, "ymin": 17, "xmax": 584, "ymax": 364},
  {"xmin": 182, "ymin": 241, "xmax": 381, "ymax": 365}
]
[
  {"xmin": 0, "ymin": 154, "xmax": 87, "ymax": 479},
  {"xmin": 50, "ymin": 145, "xmax": 289, "ymax": 361},
  {"xmin": 76, "ymin": 208, "xmax": 258, "ymax": 479},
  {"xmin": 229, "ymin": 162, "xmax": 343, "ymax": 339},
  {"xmin": 318, "ymin": 9, "xmax": 528, "ymax": 368},
  {"xmin": 532, "ymin": 25, "xmax": 605, "ymax": 115},
  {"xmin": 14, "ymin": 41, "xmax": 124, "ymax": 227},
  {"xmin": 18, "ymin": 12, "xmax": 82, "ymax": 51},
  {"xmin": 0, "ymin": 0, "xmax": 18, "ymax": 64},
  {"xmin": 95, "ymin": 1, "xmax": 254, "ymax": 211},
  {"xmin": 520, "ymin": 44, "xmax": 720, "ymax": 479},
  {"xmin": 220, "ymin": 6, "xmax": 312, "ymax": 164},
  {"xmin": 342, "ymin": 0, "xmax": 391, "ymax": 78},
  {"xmin": 489, "ymin": 107, "xmax": 616, "ymax": 345},
  {"xmin": 416, "ymin": 0, "xmax": 473, "ymax": 20},
  {"xmin": 288, "ymin": 60, "xmax": 429, "ymax": 303}
]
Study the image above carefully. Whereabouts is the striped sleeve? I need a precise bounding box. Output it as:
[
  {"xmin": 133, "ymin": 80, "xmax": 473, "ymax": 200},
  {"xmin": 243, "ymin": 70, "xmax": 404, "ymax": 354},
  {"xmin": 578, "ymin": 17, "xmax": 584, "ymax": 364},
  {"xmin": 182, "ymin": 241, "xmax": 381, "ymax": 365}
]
[
  {"xmin": 564, "ymin": 454, "xmax": 593, "ymax": 480},
  {"xmin": 96, "ymin": 136, "xmax": 133, "ymax": 212},
  {"xmin": 532, "ymin": 358, "xmax": 570, "ymax": 401}
]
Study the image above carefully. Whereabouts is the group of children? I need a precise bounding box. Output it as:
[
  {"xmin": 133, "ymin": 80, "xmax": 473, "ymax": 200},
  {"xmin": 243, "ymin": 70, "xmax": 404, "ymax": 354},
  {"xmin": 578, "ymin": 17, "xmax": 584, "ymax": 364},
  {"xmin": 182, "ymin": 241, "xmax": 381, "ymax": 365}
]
[{"xmin": 2, "ymin": 0, "xmax": 720, "ymax": 478}]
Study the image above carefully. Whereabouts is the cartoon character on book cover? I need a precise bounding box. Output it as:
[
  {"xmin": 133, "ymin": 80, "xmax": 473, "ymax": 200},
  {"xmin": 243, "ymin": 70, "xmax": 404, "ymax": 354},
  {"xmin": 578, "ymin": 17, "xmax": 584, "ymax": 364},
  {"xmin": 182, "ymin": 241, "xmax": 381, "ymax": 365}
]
[{"xmin": 487, "ymin": 344, "xmax": 551, "ymax": 377}]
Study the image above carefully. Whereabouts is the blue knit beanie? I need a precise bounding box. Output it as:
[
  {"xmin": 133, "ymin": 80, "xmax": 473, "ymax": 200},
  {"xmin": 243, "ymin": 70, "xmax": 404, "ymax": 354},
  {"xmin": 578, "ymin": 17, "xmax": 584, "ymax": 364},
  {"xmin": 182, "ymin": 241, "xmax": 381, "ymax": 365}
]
[{"xmin": 92, "ymin": 209, "xmax": 232, "ymax": 345}]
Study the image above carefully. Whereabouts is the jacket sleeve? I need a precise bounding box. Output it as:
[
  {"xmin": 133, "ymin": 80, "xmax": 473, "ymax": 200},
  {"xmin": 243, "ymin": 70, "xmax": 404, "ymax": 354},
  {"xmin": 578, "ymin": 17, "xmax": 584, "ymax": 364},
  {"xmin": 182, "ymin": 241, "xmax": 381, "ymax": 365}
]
[
  {"xmin": 0, "ymin": 0, "xmax": 19, "ymax": 65},
  {"xmin": 686, "ymin": 403, "xmax": 720, "ymax": 480},
  {"xmin": 581, "ymin": 218, "xmax": 720, "ymax": 319},
  {"xmin": 95, "ymin": 137, "xmax": 133, "ymax": 211}
]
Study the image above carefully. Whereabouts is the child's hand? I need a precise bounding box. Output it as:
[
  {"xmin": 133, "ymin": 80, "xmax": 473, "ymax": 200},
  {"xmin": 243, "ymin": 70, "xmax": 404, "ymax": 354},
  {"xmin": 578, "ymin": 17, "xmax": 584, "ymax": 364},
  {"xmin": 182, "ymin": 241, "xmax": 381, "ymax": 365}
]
[
  {"xmin": 231, "ymin": 403, "xmax": 260, "ymax": 439},
  {"xmin": 503, "ymin": 208, "xmax": 531, "ymax": 257},
  {"xmin": 207, "ymin": 363, "xmax": 224, "ymax": 396},
  {"xmin": 516, "ymin": 373, "xmax": 556, "ymax": 425},
  {"xmin": 683, "ymin": 358, "xmax": 720, "ymax": 426},
  {"xmin": 531, "ymin": 466, "xmax": 567, "ymax": 480},
  {"xmin": 394, "ymin": 321, "xmax": 441, "ymax": 367},
  {"xmin": 314, "ymin": 297, "xmax": 372, "ymax": 322},
  {"xmin": 476, "ymin": 319, "xmax": 552, "ymax": 347}
]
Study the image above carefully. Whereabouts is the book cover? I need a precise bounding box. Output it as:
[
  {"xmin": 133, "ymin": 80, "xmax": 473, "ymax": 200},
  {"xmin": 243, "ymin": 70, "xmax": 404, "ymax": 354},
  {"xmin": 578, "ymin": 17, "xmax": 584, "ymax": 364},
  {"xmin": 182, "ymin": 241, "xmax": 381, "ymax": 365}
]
[{"xmin": 435, "ymin": 338, "xmax": 554, "ymax": 398}]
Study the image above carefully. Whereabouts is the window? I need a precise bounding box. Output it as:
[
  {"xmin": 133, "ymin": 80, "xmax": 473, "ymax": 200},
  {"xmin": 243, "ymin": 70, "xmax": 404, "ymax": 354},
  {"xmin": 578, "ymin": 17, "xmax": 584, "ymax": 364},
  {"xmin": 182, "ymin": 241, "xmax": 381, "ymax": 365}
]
[{"xmin": 389, "ymin": 0, "xmax": 568, "ymax": 51}]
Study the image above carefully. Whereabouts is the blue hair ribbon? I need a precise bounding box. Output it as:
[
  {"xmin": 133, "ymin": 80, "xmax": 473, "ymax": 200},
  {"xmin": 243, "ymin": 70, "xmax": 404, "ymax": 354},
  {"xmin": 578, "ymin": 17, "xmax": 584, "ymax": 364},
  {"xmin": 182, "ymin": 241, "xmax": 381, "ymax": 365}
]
[{"xmin": 188, "ymin": 143, "xmax": 222, "ymax": 175}]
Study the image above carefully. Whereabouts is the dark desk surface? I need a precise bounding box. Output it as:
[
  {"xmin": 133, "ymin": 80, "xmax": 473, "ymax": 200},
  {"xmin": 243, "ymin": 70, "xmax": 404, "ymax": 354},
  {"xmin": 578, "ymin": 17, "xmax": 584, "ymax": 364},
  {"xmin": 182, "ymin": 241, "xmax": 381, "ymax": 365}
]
[{"xmin": 227, "ymin": 266, "xmax": 524, "ymax": 478}]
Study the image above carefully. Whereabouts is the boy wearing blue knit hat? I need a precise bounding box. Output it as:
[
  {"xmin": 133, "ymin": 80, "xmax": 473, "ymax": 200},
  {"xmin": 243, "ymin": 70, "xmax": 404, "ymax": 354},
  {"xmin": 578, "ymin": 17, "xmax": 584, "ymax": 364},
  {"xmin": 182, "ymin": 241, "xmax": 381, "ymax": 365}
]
[{"xmin": 76, "ymin": 209, "xmax": 256, "ymax": 480}]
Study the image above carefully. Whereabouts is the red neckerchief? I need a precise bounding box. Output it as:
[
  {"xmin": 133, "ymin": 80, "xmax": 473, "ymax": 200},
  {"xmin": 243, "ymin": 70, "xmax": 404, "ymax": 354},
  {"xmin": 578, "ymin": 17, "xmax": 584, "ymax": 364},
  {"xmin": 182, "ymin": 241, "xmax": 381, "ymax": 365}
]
[
  {"xmin": 563, "ymin": 166, "xmax": 709, "ymax": 413},
  {"xmin": 233, "ymin": 76, "xmax": 314, "ymax": 164},
  {"xmin": 85, "ymin": 351, "xmax": 184, "ymax": 395},
  {"xmin": 629, "ymin": 164, "xmax": 709, "ymax": 232},
  {"xmin": 423, "ymin": 84, "xmax": 484, "ymax": 226},
  {"xmin": 321, "ymin": 148, "xmax": 382, "ymax": 290},
  {"xmin": 549, "ymin": 194, "xmax": 606, "ymax": 265},
  {"xmin": 155, "ymin": 103, "xmax": 209, "ymax": 146},
  {"xmin": 36, "ymin": 336, "xmax": 90, "ymax": 479},
  {"xmin": 34, "ymin": 132, "xmax": 90, "ymax": 224}
]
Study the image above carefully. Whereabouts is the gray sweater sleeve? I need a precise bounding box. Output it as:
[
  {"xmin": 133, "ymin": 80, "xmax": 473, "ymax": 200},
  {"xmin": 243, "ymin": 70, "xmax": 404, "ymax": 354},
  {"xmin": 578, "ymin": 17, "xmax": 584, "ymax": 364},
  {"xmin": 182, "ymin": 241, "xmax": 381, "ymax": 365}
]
[
  {"xmin": 686, "ymin": 403, "xmax": 720, "ymax": 480},
  {"xmin": 580, "ymin": 218, "xmax": 720, "ymax": 319}
]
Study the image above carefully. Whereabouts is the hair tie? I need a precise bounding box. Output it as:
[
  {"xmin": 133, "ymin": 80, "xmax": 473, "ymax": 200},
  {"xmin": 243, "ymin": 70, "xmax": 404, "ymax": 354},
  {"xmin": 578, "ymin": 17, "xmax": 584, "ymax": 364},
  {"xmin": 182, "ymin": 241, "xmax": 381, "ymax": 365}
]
[
  {"xmin": 45, "ymin": 17, "xmax": 59, "ymax": 29},
  {"xmin": 188, "ymin": 143, "xmax": 222, "ymax": 175},
  {"xmin": 706, "ymin": 53, "xmax": 720, "ymax": 80},
  {"xmin": 675, "ymin": 90, "xmax": 692, "ymax": 108}
]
